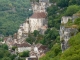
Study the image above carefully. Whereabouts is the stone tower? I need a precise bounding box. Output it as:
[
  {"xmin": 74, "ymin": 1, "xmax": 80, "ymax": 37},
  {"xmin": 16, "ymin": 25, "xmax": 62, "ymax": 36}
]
[{"xmin": 31, "ymin": 0, "xmax": 50, "ymax": 13}]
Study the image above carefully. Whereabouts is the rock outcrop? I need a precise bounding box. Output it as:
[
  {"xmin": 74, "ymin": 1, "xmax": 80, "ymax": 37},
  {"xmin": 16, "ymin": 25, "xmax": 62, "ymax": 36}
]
[{"xmin": 60, "ymin": 16, "xmax": 78, "ymax": 52}]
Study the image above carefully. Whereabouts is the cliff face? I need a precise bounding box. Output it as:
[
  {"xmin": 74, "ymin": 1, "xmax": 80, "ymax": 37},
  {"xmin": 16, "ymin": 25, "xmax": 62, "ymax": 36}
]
[{"xmin": 60, "ymin": 16, "xmax": 78, "ymax": 52}]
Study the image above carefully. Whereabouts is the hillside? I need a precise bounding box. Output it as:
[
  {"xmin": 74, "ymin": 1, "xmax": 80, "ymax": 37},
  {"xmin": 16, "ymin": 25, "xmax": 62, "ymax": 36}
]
[
  {"xmin": 39, "ymin": 0, "xmax": 80, "ymax": 60},
  {"xmin": 0, "ymin": 0, "xmax": 32, "ymax": 36},
  {"xmin": 0, "ymin": 0, "xmax": 80, "ymax": 60}
]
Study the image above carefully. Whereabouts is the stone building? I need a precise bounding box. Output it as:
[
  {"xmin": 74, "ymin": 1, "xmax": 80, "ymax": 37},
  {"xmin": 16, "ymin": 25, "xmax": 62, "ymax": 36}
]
[
  {"xmin": 14, "ymin": 42, "xmax": 31, "ymax": 52},
  {"xmin": 17, "ymin": 0, "xmax": 51, "ymax": 41}
]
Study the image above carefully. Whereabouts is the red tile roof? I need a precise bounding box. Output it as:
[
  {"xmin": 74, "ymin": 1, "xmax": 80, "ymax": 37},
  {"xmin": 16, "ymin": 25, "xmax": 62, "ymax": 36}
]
[{"xmin": 30, "ymin": 12, "xmax": 47, "ymax": 18}]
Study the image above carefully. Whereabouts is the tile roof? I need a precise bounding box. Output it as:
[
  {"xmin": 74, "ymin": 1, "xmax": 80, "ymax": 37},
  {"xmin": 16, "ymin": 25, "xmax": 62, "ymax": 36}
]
[
  {"xmin": 38, "ymin": 45, "xmax": 47, "ymax": 50},
  {"xmin": 30, "ymin": 12, "xmax": 47, "ymax": 18},
  {"xmin": 14, "ymin": 43, "xmax": 31, "ymax": 47}
]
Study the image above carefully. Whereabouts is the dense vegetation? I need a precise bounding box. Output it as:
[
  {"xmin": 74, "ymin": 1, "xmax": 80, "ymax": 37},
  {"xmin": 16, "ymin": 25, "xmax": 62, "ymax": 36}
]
[
  {"xmin": 39, "ymin": 0, "xmax": 80, "ymax": 60},
  {"xmin": 40, "ymin": 43, "xmax": 61, "ymax": 60},
  {"xmin": 0, "ymin": 44, "xmax": 17, "ymax": 60},
  {"xmin": 0, "ymin": 0, "xmax": 80, "ymax": 60},
  {"xmin": 0, "ymin": 0, "xmax": 32, "ymax": 36},
  {"xmin": 60, "ymin": 33, "xmax": 80, "ymax": 60}
]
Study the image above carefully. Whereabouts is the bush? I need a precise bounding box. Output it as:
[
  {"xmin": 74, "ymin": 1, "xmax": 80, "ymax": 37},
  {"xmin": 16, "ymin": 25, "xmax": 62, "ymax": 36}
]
[
  {"xmin": 19, "ymin": 51, "xmax": 29, "ymax": 57},
  {"xmin": 65, "ymin": 5, "xmax": 80, "ymax": 16}
]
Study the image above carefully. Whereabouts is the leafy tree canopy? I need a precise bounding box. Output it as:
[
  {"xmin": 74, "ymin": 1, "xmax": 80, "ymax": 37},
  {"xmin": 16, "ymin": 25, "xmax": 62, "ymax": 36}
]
[{"xmin": 65, "ymin": 5, "xmax": 80, "ymax": 16}]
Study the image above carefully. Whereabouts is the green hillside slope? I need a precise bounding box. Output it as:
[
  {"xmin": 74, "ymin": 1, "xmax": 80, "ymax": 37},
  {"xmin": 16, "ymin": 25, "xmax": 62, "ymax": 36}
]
[
  {"xmin": 0, "ymin": 0, "xmax": 32, "ymax": 36},
  {"xmin": 39, "ymin": 0, "xmax": 80, "ymax": 60}
]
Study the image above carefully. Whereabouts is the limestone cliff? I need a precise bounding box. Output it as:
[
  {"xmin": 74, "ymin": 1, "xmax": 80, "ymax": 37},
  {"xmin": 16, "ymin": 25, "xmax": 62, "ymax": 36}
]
[{"xmin": 60, "ymin": 16, "xmax": 78, "ymax": 52}]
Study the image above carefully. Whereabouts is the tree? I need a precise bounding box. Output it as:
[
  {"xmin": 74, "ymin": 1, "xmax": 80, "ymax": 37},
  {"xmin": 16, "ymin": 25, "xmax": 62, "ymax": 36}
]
[
  {"xmin": 65, "ymin": 5, "xmax": 80, "ymax": 16},
  {"xmin": 19, "ymin": 51, "xmax": 29, "ymax": 57},
  {"xmin": 0, "ymin": 0, "xmax": 32, "ymax": 36},
  {"xmin": 33, "ymin": 30, "xmax": 39, "ymax": 37},
  {"xmin": 39, "ymin": 43, "xmax": 61, "ymax": 60},
  {"xmin": 69, "ymin": 0, "xmax": 80, "ymax": 5},
  {"xmin": 1, "ymin": 44, "xmax": 8, "ymax": 50},
  {"xmin": 12, "ymin": 46, "xmax": 17, "ymax": 51},
  {"xmin": 41, "ymin": 28, "xmax": 59, "ymax": 48},
  {"xmin": 26, "ymin": 34, "xmax": 35, "ymax": 44},
  {"xmin": 74, "ymin": 18, "xmax": 80, "ymax": 31},
  {"xmin": 57, "ymin": 0, "xmax": 69, "ymax": 7},
  {"xmin": 10, "ymin": 54, "xmax": 17, "ymax": 60},
  {"xmin": 1, "ymin": 57, "xmax": 11, "ymax": 60}
]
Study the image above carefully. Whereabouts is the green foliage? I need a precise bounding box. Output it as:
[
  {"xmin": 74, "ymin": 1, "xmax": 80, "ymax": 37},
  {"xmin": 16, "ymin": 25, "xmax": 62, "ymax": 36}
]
[
  {"xmin": 49, "ymin": 0, "xmax": 58, "ymax": 3},
  {"xmin": 74, "ymin": 18, "xmax": 80, "ymax": 25},
  {"xmin": 0, "ymin": 0, "xmax": 32, "ymax": 36},
  {"xmin": 74, "ymin": 18, "xmax": 80, "ymax": 31},
  {"xmin": 40, "ymin": 43, "xmax": 61, "ymax": 60},
  {"xmin": 64, "ymin": 19, "xmax": 73, "ymax": 27},
  {"xmin": 40, "ymin": 0, "xmax": 80, "ymax": 60},
  {"xmin": 26, "ymin": 34, "xmax": 35, "ymax": 44},
  {"xmin": 0, "ymin": 38, "xmax": 3, "ymax": 41},
  {"xmin": 0, "ymin": 44, "xmax": 8, "ymax": 50},
  {"xmin": 57, "ymin": 0, "xmax": 69, "ymax": 7},
  {"xmin": 19, "ymin": 51, "xmax": 29, "ymax": 57},
  {"xmin": 33, "ymin": 30, "xmax": 39, "ymax": 37},
  {"xmin": 0, "ymin": 44, "xmax": 17, "ymax": 60},
  {"xmin": 60, "ymin": 33, "xmax": 80, "ymax": 60},
  {"xmin": 1, "ymin": 44, "xmax": 8, "ymax": 50},
  {"xmin": 41, "ymin": 28, "xmax": 59, "ymax": 48},
  {"xmin": 65, "ymin": 5, "xmax": 80, "ymax": 16},
  {"xmin": 69, "ymin": 0, "xmax": 80, "ymax": 5},
  {"xmin": 12, "ymin": 46, "xmax": 17, "ymax": 51},
  {"xmin": 10, "ymin": 54, "xmax": 17, "ymax": 60},
  {"xmin": 47, "ymin": 5, "xmax": 61, "ymax": 28},
  {"xmin": 1, "ymin": 57, "xmax": 11, "ymax": 60},
  {"xmin": 26, "ymin": 32, "xmax": 44, "ymax": 44},
  {"xmin": 30, "ymin": 0, "xmax": 39, "ymax": 2}
]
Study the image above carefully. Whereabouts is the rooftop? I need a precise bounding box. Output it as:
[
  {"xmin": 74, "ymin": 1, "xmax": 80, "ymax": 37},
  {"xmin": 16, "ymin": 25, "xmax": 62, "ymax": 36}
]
[
  {"xmin": 30, "ymin": 12, "xmax": 47, "ymax": 18},
  {"xmin": 14, "ymin": 42, "xmax": 31, "ymax": 47}
]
